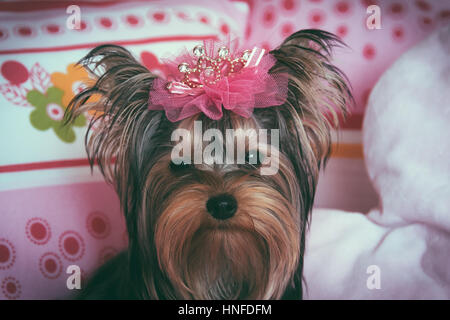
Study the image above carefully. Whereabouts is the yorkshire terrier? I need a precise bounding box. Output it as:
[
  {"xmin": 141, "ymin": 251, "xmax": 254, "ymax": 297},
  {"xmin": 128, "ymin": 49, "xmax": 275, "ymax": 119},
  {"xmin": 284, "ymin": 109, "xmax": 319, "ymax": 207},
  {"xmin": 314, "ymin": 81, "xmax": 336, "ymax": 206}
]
[{"xmin": 66, "ymin": 29, "xmax": 352, "ymax": 300}]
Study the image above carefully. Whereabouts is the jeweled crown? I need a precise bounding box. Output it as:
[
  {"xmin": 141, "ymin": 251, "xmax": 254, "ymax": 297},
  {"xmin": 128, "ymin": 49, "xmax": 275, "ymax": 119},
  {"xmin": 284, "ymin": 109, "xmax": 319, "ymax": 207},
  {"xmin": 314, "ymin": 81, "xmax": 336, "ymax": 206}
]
[{"xmin": 168, "ymin": 45, "xmax": 265, "ymax": 90}]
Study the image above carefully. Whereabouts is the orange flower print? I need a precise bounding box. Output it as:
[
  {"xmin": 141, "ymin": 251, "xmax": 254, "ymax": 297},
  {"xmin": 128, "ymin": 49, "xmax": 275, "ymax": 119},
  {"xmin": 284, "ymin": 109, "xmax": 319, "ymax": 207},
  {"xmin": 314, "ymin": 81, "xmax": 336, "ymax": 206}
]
[{"xmin": 51, "ymin": 63, "xmax": 99, "ymax": 109}]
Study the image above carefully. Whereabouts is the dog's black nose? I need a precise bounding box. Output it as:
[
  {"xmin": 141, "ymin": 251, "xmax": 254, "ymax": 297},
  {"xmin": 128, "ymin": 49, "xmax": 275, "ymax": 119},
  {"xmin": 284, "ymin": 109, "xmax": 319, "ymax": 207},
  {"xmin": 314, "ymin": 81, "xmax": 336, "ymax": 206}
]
[{"xmin": 206, "ymin": 194, "xmax": 237, "ymax": 220}]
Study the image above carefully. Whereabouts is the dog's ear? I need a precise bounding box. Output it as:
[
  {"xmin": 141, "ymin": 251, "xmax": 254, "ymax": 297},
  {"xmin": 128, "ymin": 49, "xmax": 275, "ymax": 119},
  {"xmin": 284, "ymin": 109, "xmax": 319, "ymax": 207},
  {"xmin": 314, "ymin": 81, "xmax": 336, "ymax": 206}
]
[
  {"xmin": 269, "ymin": 29, "xmax": 353, "ymax": 166},
  {"xmin": 65, "ymin": 45, "xmax": 165, "ymax": 219},
  {"xmin": 266, "ymin": 30, "xmax": 353, "ymax": 300}
]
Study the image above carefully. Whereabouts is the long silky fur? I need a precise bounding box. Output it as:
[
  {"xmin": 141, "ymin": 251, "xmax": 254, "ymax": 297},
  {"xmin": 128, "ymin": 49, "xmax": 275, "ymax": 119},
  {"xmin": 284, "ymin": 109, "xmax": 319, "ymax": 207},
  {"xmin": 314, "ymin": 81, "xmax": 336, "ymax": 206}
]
[
  {"xmin": 263, "ymin": 29, "xmax": 353, "ymax": 298},
  {"xmin": 65, "ymin": 29, "xmax": 352, "ymax": 300}
]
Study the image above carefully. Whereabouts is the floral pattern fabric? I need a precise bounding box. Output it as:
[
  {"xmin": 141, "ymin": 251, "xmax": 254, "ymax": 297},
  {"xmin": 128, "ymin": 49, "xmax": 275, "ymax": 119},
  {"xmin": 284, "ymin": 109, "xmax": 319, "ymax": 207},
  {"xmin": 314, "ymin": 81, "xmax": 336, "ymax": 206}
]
[
  {"xmin": 27, "ymin": 87, "xmax": 86, "ymax": 143},
  {"xmin": 0, "ymin": 61, "xmax": 90, "ymax": 143},
  {"xmin": 50, "ymin": 63, "xmax": 98, "ymax": 108}
]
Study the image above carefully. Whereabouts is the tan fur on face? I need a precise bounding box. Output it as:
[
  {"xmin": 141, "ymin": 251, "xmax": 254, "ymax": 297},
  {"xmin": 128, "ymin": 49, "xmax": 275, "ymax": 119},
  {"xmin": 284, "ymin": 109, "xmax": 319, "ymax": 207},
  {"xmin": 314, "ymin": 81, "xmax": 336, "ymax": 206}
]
[
  {"xmin": 153, "ymin": 160, "xmax": 300, "ymax": 299},
  {"xmin": 142, "ymin": 111, "xmax": 302, "ymax": 299}
]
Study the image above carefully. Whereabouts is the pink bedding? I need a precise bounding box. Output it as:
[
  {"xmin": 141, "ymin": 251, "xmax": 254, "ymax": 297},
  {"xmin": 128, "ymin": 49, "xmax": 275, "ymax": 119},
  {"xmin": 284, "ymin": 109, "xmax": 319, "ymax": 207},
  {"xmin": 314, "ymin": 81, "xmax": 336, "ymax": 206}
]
[
  {"xmin": 305, "ymin": 24, "xmax": 450, "ymax": 299},
  {"xmin": 0, "ymin": 0, "xmax": 449, "ymax": 299}
]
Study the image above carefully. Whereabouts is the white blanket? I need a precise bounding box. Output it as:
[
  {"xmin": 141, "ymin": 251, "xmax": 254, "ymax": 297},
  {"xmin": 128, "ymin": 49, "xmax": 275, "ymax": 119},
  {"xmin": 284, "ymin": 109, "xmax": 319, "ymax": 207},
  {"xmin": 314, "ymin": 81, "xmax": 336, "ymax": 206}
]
[{"xmin": 304, "ymin": 23, "xmax": 450, "ymax": 300}]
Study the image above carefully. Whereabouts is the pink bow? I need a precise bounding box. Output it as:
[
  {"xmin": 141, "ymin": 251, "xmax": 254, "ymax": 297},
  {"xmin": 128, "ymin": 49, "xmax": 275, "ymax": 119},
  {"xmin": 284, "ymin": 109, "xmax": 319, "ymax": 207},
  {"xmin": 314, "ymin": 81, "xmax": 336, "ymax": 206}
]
[{"xmin": 148, "ymin": 39, "xmax": 288, "ymax": 122}]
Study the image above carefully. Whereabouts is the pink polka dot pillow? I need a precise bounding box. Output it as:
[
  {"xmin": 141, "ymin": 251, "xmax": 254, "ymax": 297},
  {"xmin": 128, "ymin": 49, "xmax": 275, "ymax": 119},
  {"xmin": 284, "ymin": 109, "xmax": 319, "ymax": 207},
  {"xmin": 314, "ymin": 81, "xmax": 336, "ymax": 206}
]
[{"xmin": 244, "ymin": 0, "xmax": 450, "ymax": 128}]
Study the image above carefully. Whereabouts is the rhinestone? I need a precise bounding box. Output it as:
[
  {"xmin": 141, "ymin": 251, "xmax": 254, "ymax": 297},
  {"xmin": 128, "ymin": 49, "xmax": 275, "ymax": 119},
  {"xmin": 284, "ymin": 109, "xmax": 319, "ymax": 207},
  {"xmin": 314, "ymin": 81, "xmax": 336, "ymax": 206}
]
[
  {"xmin": 198, "ymin": 58, "xmax": 208, "ymax": 68},
  {"xmin": 204, "ymin": 67, "xmax": 215, "ymax": 78},
  {"xmin": 218, "ymin": 46, "xmax": 230, "ymax": 58},
  {"xmin": 193, "ymin": 45, "xmax": 205, "ymax": 57},
  {"xmin": 242, "ymin": 50, "xmax": 252, "ymax": 61},
  {"xmin": 178, "ymin": 62, "xmax": 190, "ymax": 73}
]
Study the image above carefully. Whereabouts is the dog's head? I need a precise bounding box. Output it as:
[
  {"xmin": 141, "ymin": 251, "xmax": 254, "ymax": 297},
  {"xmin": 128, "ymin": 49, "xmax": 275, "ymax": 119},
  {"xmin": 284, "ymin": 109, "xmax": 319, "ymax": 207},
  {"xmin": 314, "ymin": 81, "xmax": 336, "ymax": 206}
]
[{"xmin": 67, "ymin": 29, "xmax": 352, "ymax": 299}]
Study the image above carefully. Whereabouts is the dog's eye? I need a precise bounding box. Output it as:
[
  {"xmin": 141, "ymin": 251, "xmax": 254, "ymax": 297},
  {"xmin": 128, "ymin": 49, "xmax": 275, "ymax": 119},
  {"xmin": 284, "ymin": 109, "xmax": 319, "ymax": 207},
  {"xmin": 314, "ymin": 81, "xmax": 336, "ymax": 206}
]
[
  {"xmin": 245, "ymin": 150, "xmax": 264, "ymax": 167},
  {"xmin": 169, "ymin": 159, "xmax": 192, "ymax": 172}
]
